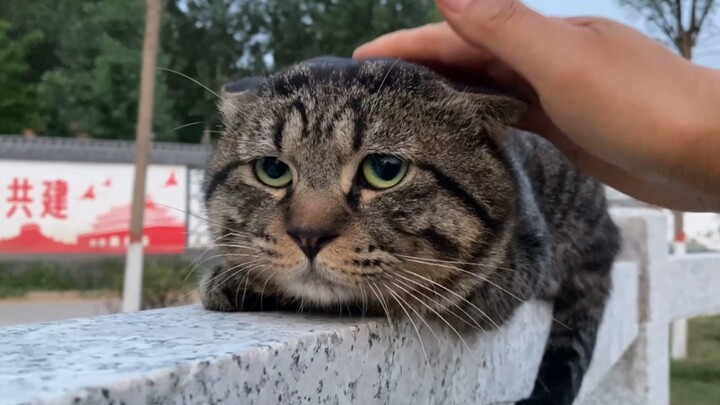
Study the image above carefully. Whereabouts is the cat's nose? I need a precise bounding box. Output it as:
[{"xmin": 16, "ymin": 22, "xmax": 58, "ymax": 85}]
[{"xmin": 286, "ymin": 227, "xmax": 339, "ymax": 261}]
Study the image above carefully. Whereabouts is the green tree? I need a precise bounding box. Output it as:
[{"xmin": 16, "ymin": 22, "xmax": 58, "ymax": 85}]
[
  {"xmin": 36, "ymin": 1, "xmax": 176, "ymax": 140},
  {"xmin": 160, "ymin": 0, "xmax": 438, "ymax": 143},
  {"xmin": 0, "ymin": 20, "xmax": 42, "ymax": 134},
  {"xmin": 1, "ymin": 0, "xmax": 439, "ymax": 142},
  {"xmin": 0, "ymin": 0, "xmax": 90, "ymax": 85},
  {"xmin": 262, "ymin": 0, "xmax": 437, "ymax": 69},
  {"xmin": 161, "ymin": 0, "xmax": 254, "ymax": 143}
]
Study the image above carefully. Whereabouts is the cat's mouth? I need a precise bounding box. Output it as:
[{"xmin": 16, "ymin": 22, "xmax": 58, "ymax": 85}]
[
  {"xmin": 279, "ymin": 261, "xmax": 366, "ymax": 305},
  {"xmin": 297, "ymin": 263, "xmax": 324, "ymax": 282}
]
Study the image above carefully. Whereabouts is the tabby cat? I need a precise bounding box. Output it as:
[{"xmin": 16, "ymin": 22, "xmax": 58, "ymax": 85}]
[{"xmin": 200, "ymin": 56, "xmax": 620, "ymax": 405}]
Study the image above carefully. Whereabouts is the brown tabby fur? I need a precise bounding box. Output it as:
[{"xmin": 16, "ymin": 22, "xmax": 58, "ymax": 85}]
[{"xmin": 201, "ymin": 57, "xmax": 620, "ymax": 405}]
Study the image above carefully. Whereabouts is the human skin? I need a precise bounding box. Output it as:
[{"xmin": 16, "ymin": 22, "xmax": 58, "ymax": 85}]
[{"xmin": 354, "ymin": 0, "xmax": 720, "ymax": 212}]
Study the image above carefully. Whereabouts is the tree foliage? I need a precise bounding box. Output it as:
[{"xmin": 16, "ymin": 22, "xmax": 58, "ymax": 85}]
[
  {"xmin": 618, "ymin": 0, "xmax": 717, "ymax": 57},
  {"xmin": 0, "ymin": 0, "xmax": 437, "ymax": 142},
  {"xmin": 0, "ymin": 21, "xmax": 42, "ymax": 134}
]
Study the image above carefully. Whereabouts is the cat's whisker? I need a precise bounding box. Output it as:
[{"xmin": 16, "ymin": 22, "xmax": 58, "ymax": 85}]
[
  {"xmin": 186, "ymin": 251, "xmax": 262, "ymax": 283},
  {"xmin": 202, "ymin": 258, "xmax": 266, "ymax": 292},
  {"xmin": 395, "ymin": 254, "xmax": 519, "ymax": 274},
  {"xmin": 358, "ymin": 284, "xmax": 369, "ymax": 318},
  {"xmin": 383, "ymin": 285, "xmax": 430, "ymax": 366},
  {"xmin": 234, "ymin": 265, "xmax": 252, "ymax": 310},
  {"xmin": 182, "ymin": 235, "xmax": 227, "ymax": 281},
  {"xmin": 259, "ymin": 268, "xmax": 282, "ymax": 312},
  {"xmin": 376, "ymin": 59, "xmax": 400, "ymax": 94},
  {"xmin": 238, "ymin": 262, "xmax": 266, "ymax": 312},
  {"xmin": 343, "ymin": 302, "xmax": 353, "ymax": 317},
  {"xmin": 246, "ymin": 261, "xmax": 283, "ymax": 288},
  {"xmin": 297, "ymin": 296, "xmax": 306, "ymax": 315},
  {"xmin": 212, "ymin": 234, "xmax": 259, "ymax": 245},
  {"xmin": 201, "ymin": 259, "xmax": 262, "ymax": 287},
  {"xmin": 385, "ymin": 280, "xmax": 475, "ymax": 358},
  {"xmin": 235, "ymin": 263, "xmax": 272, "ymax": 311},
  {"xmin": 400, "ymin": 257, "xmax": 524, "ymax": 303},
  {"xmin": 384, "ymin": 279, "xmax": 445, "ymax": 343},
  {"xmin": 367, "ymin": 282, "xmax": 393, "ymax": 328},
  {"xmin": 216, "ymin": 260, "xmax": 269, "ymax": 291},
  {"xmin": 394, "ymin": 269, "xmax": 504, "ymax": 334},
  {"xmin": 397, "ymin": 267, "xmax": 567, "ymax": 334},
  {"xmin": 386, "ymin": 273, "xmax": 485, "ymax": 333},
  {"xmin": 234, "ymin": 264, "xmax": 272, "ymax": 308},
  {"xmin": 169, "ymin": 121, "xmax": 207, "ymax": 133},
  {"xmin": 157, "ymin": 67, "xmax": 221, "ymax": 99},
  {"xmin": 211, "ymin": 243, "xmax": 261, "ymax": 251},
  {"xmin": 215, "ymin": 230, "xmax": 256, "ymax": 238},
  {"xmin": 153, "ymin": 203, "xmax": 257, "ymax": 241}
]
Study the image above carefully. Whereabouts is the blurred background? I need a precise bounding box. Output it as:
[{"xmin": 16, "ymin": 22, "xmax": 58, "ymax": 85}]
[{"xmin": 0, "ymin": 1, "xmax": 718, "ymax": 404}]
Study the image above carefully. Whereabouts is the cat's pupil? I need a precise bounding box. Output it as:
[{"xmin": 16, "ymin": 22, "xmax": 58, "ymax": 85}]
[
  {"xmin": 261, "ymin": 158, "xmax": 288, "ymax": 179},
  {"xmin": 372, "ymin": 156, "xmax": 402, "ymax": 180}
]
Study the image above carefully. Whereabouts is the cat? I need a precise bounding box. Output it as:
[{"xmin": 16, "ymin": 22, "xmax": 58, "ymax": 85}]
[{"xmin": 200, "ymin": 56, "xmax": 621, "ymax": 405}]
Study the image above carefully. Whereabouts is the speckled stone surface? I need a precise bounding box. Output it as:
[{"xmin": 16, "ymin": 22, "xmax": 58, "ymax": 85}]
[
  {"xmin": 668, "ymin": 254, "xmax": 720, "ymax": 321},
  {"xmin": 0, "ymin": 300, "xmax": 552, "ymax": 405},
  {"xmin": 585, "ymin": 208, "xmax": 672, "ymax": 405},
  {"xmin": 577, "ymin": 262, "xmax": 639, "ymax": 401}
]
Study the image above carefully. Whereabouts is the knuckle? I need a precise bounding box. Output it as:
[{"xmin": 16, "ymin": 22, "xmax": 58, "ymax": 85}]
[{"xmin": 485, "ymin": 0, "xmax": 526, "ymax": 27}]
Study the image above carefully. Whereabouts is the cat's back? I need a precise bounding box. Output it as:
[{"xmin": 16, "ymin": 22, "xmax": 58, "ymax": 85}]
[{"xmin": 505, "ymin": 130, "xmax": 620, "ymax": 272}]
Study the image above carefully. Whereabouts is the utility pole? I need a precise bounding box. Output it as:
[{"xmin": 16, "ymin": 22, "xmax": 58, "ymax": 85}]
[{"xmin": 122, "ymin": 0, "xmax": 163, "ymax": 313}]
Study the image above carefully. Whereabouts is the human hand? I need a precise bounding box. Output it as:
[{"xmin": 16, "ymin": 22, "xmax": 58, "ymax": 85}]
[{"xmin": 354, "ymin": 0, "xmax": 720, "ymax": 212}]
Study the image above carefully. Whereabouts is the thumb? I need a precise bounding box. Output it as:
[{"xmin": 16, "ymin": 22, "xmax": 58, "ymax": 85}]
[{"xmin": 436, "ymin": 0, "xmax": 585, "ymax": 84}]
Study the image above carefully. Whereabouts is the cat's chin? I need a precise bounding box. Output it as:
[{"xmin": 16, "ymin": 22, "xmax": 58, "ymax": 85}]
[{"xmin": 279, "ymin": 266, "xmax": 361, "ymax": 306}]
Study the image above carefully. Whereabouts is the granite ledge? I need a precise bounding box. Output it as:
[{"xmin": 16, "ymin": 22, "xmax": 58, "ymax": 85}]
[
  {"xmin": 0, "ymin": 299, "xmax": 553, "ymax": 405},
  {"xmin": 668, "ymin": 254, "xmax": 720, "ymax": 321}
]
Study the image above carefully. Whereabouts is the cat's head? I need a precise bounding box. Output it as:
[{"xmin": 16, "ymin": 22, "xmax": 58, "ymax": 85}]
[{"xmin": 202, "ymin": 56, "xmax": 525, "ymax": 316}]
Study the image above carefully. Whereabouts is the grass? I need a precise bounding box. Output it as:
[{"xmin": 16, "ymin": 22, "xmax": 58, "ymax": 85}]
[
  {"xmin": 0, "ymin": 260, "xmax": 123, "ymax": 299},
  {"xmin": 0, "ymin": 258, "xmax": 198, "ymax": 309},
  {"xmin": 671, "ymin": 315, "xmax": 720, "ymax": 405}
]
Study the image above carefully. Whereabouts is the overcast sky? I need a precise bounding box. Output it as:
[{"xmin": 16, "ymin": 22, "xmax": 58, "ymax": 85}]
[{"xmin": 523, "ymin": 1, "xmax": 720, "ymax": 68}]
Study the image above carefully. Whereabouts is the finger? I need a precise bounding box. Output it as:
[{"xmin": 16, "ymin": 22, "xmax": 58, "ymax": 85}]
[
  {"xmin": 354, "ymin": 23, "xmax": 495, "ymax": 70},
  {"xmin": 354, "ymin": 23, "xmax": 535, "ymax": 100},
  {"xmin": 435, "ymin": 0, "xmax": 593, "ymax": 85}
]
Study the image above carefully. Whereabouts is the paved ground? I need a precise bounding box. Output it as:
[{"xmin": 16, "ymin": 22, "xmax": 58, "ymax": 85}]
[{"xmin": 0, "ymin": 298, "xmax": 116, "ymax": 328}]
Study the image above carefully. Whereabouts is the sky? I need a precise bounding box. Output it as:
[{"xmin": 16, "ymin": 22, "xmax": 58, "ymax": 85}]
[{"xmin": 523, "ymin": 0, "xmax": 720, "ymax": 68}]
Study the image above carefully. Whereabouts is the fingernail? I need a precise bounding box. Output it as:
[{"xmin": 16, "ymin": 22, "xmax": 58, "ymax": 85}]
[
  {"xmin": 353, "ymin": 43, "xmax": 372, "ymax": 58},
  {"xmin": 437, "ymin": 0, "xmax": 473, "ymax": 12}
]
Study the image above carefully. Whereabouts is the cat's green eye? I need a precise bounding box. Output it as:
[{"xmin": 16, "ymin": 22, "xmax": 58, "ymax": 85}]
[
  {"xmin": 254, "ymin": 157, "xmax": 292, "ymax": 188},
  {"xmin": 361, "ymin": 154, "xmax": 409, "ymax": 189}
]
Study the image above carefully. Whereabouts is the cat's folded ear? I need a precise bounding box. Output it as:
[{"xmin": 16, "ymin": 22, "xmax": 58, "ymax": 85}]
[
  {"xmin": 451, "ymin": 84, "xmax": 527, "ymax": 126},
  {"xmin": 218, "ymin": 76, "xmax": 265, "ymax": 120},
  {"xmin": 466, "ymin": 93, "xmax": 528, "ymax": 126}
]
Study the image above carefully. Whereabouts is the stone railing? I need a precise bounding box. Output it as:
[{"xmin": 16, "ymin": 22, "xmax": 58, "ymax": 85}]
[{"xmin": 1, "ymin": 208, "xmax": 718, "ymax": 405}]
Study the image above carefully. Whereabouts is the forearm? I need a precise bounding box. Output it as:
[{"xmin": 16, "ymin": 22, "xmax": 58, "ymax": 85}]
[{"xmin": 673, "ymin": 65, "xmax": 720, "ymax": 209}]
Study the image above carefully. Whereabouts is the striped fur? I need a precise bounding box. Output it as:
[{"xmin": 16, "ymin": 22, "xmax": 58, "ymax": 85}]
[{"xmin": 201, "ymin": 57, "xmax": 620, "ymax": 405}]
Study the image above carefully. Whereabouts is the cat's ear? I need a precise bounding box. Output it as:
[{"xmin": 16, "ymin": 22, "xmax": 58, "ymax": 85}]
[
  {"xmin": 218, "ymin": 76, "xmax": 265, "ymax": 120},
  {"xmin": 466, "ymin": 93, "xmax": 527, "ymax": 126},
  {"xmin": 450, "ymin": 83, "xmax": 527, "ymax": 125}
]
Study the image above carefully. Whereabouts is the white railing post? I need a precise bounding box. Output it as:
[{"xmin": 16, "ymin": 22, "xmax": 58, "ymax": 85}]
[
  {"xmin": 580, "ymin": 208, "xmax": 670, "ymax": 405},
  {"xmin": 670, "ymin": 239, "xmax": 688, "ymax": 359},
  {"xmin": 670, "ymin": 318, "xmax": 688, "ymax": 359}
]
